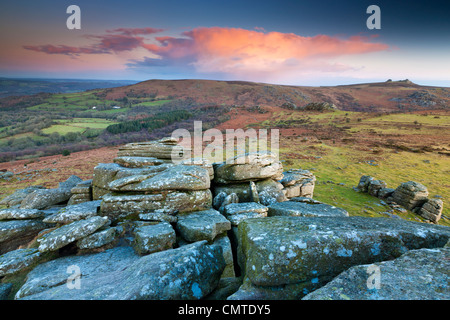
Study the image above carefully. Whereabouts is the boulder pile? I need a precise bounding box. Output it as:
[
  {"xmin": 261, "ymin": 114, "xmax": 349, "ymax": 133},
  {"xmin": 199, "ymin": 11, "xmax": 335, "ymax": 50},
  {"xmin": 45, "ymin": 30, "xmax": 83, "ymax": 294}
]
[
  {"xmin": 355, "ymin": 175, "xmax": 444, "ymax": 223},
  {"xmin": 0, "ymin": 137, "xmax": 449, "ymax": 301}
]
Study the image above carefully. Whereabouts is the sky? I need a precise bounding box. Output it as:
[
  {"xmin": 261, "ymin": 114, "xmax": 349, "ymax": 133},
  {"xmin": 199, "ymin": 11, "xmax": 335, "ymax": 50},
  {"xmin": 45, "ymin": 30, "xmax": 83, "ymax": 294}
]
[{"xmin": 1, "ymin": 0, "xmax": 449, "ymax": 86}]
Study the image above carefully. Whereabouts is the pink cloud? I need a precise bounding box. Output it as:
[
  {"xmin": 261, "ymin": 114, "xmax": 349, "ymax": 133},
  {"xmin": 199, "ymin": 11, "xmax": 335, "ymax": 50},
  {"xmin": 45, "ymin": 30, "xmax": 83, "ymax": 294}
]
[{"xmin": 137, "ymin": 27, "xmax": 388, "ymax": 80}]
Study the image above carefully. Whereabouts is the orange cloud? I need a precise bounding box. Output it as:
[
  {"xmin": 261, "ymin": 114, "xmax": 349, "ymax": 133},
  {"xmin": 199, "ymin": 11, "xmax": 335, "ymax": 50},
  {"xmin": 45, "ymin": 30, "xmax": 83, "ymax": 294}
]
[{"xmin": 140, "ymin": 27, "xmax": 389, "ymax": 80}]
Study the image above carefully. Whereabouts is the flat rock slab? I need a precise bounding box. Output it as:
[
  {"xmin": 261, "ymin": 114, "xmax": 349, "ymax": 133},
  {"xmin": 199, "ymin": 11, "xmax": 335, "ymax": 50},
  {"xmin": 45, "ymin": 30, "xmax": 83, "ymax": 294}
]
[
  {"xmin": 17, "ymin": 241, "xmax": 224, "ymax": 300},
  {"xmin": 0, "ymin": 220, "xmax": 49, "ymax": 254},
  {"xmin": 0, "ymin": 186, "xmax": 46, "ymax": 208},
  {"xmin": 232, "ymin": 216, "xmax": 450, "ymax": 299},
  {"xmin": 100, "ymin": 189, "xmax": 212, "ymax": 221},
  {"xmin": 37, "ymin": 216, "xmax": 110, "ymax": 252},
  {"xmin": 267, "ymin": 201, "xmax": 349, "ymax": 218},
  {"xmin": 303, "ymin": 247, "xmax": 450, "ymax": 300},
  {"xmin": 76, "ymin": 227, "xmax": 118, "ymax": 250},
  {"xmin": 113, "ymin": 156, "xmax": 166, "ymax": 168},
  {"xmin": 43, "ymin": 200, "xmax": 102, "ymax": 224},
  {"xmin": 0, "ymin": 208, "xmax": 45, "ymax": 220},
  {"xmin": 213, "ymin": 152, "xmax": 283, "ymax": 184},
  {"xmin": 223, "ymin": 202, "xmax": 268, "ymax": 226},
  {"xmin": 20, "ymin": 189, "xmax": 72, "ymax": 210},
  {"xmin": 108, "ymin": 165, "xmax": 210, "ymax": 192},
  {"xmin": 132, "ymin": 222, "xmax": 176, "ymax": 255},
  {"xmin": 176, "ymin": 209, "xmax": 231, "ymax": 242},
  {"xmin": 0, "ymin": 248, "xmax": 41, "ymax": 277}
]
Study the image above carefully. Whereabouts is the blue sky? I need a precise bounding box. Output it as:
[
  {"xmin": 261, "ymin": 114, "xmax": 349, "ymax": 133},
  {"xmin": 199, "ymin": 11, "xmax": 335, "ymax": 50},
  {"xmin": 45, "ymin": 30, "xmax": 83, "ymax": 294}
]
[{"xmin": 1, "ymin": 0, "xmax": 449, "ymax": 86}]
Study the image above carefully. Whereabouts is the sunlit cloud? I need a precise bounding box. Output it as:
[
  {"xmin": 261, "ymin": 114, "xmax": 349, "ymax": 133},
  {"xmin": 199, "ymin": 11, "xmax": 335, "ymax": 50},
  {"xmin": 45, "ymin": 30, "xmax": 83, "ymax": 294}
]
[{"xmin": 22, "ymin": 26, "xmax": 389, "ymax": 81}]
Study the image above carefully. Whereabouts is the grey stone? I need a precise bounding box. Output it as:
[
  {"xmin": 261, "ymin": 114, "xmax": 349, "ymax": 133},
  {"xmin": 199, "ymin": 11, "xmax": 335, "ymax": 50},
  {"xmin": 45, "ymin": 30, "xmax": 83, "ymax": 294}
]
[
  {"xmin": 20, "ymin": 176, "xmax": 82, "ymax": 210},
  {"xmin": 231, "ymin": 216, "xmax": 450, "ymax": 299},
  {"xmin": 139, "ymin": 211, "xmax": 178, "ymax": 223},
  {"xmin": 176, "ymin": 209, "xmax": 231, "ymax": 242},
  {"xmin": 113, "ymin": 156, "xmax": 166, "ymax": 168},
  {"xmin": 0, "ymin": 208, "xmax": 45, "ymax": 220},
  {"xmin": 377, "ymin": 188, "xmax": 395, "ymax": 200},
  {"xmin": 303, "ymin": 247, "xmax": 450, "ymax": 300},
  {"xmin": 213, "ymin": 151, "xmax": 283, "ymax": 184},
  {"xmin": 392, "ymin": 181, "xmax": 429, "ymax": 210},
  {"xmin": 180, "ymin": 157, "xmax": 214, "ymax": 180},
  {"xmin": 17, "ymin": 241, "xmax": 224, "ymax": 300},
  {"xmin": 0, "ymin": 219, "xmax": 49, "ymax": 254},
  {"xmin": 218, "ymin": 193, "xmax": 239, "ymax": 214},
  {"xmin": 368, "ymin": 180, "xmax": 387, "ymax": 197},
  {"xmin": 117, "ymin": 137, "xmax": 189, "ymax": 160},
  {"xmin": 223, "ymin": 202, "xmax": 268, "ymax": 226},
  {"xmin": 100, "ymin": 189, "xmax": 212, "ymax": 222},
  {"xmin": 0, "ymin": 186, "xmax": 46, "ymax": 208},
  {"xmin": 214, "ymin": 178, "xmax": 286, "ymax": 205},
  {"xmin": 0, "ymin": 283, "xmax": 12, "ymax": 300},
  {"xmin": 37, "ymin": 216, "xmax": 110, "ymax": 252},
  {"xmin": 132, "ymin": 222, "xmax": 176, "ymax": 255},
  {"xmin": 249, "ymin": 181, "xmax": 260, "ymax": 203},
  {"xmin": 280, "ymin": 169, "xmax": 316, "ymax": 198},
  {"xmin": 211, "ymin": 235, "xmax": 236, "ymax": 278},
  {"xmin": 107, "ymin": 165, "xmax": 210, "ymax": 192},
  {"xmin": 356, "ymin": 175, "xmax": 374, "ymax": 192},
  {"xmin": 77, "ymin": 227, "xmax": 118, "ymax": 250},
  {"xmin": 418, "ymin": 198, "xmax": 444, "ymax": 223},
  {"xmin": 0, "ymin": 248, "xmax": 41, "ymax": 277},
  {"xmin": 92, "ymin": 162, "xmax": 173, "ymax": 199},
  {"xmin": 267, "ymin": 201, "xmax": 349, "ymax": 218},
  {"xmin": 43, "ymin": 200, "xmax": 102, "ymax": 224}
]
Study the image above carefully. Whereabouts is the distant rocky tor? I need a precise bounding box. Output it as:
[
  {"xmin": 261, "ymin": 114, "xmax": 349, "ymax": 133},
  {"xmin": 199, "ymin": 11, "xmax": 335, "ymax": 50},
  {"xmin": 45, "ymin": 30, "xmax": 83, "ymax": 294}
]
[{"xmin": 0, "ymin": 137, "xmax": 449, "ymax": 300}]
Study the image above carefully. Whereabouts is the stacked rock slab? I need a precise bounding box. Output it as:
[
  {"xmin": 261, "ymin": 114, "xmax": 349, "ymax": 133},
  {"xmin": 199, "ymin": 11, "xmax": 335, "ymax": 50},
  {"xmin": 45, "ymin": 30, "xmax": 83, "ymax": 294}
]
[
  {"xmin": 68, "ymin": 180, "xmax": 93, "ymax": 205},
  {"xmin": 279, "ymin": 169, "xmax": 316, "ymax": 199},
  {"xmin": 392, "ymin": 181, "xmax": 429, "ymax": 211},
  {"xmin": 212, "ymin": 151, "xmax": 286, "ymax": 207},
  {"xmin": 117, "ymin": 137, "xmax": 189, "ymax": 160}
]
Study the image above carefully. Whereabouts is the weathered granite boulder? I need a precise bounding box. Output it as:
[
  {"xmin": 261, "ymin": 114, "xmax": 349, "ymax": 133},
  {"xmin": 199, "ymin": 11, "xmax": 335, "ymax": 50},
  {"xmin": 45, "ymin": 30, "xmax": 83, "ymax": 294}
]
[
  {"xmin": 20, "ymin": 176, "xmax": 82, "ymax": 209},
  {"xmin": 0, "ymin": 220, "xmax": 50, "ymax": 254},
  {"xmin": 113, "ymin": 156, "xmax": 166, "ymax": 168},
  {"xmin": 180, "ymin": 158, "xmax": 214, "ymax": 180},
  {"xmin": 37, "ymin": 216, "xmax": 110, "ymax": 252},
  {"xmin": 230, "ymin": 216, "xmax": 450, "ymax": 299},
  {"xmin": 0, "ymin": 248, "xmax": 41, "ymax": 277},
  {"xmin": 223, "ymin": 202, "xmax": 268, "ymax": 226},
  {"xmin": 392, "ymin": 181, "xmax": 429, "ymax": 210},
  {"xmin": 43, "ymin": 200, "xmax": 101, "ymax": 224},
  {"xmin": 100, "ymin": 190, "xmax": 212, "ymax": 222},
  {"xmin": 176, "ymin": 209, "xmax": 231, "ymax": 242},
  {"xmin": 139, "ymin": 210, "xmax": 178, "ymax": 223},
  {"xmin": 68, "ymin": 180, "xmax": 92, "ymax": 205},
  {"xmin": 267, "ymin": 201, "xmax": 349, "ymax": 218},
  {"xmin": 214, "ymin": 179, "xmax": 286, "ymax": 206},
  {"xmin": 367, "ymin": 180, "xmax": 387, "ymax": 197},
  {"xmin": 76, "ymin": 227, "xmax": 118, "ymax": 250},
  {"xmin": 0, "ymin": 283, "xmax": 12, "ymax": 300},
  {"xmin": 356, "ymin": 175, "xmax": 374, "ymax": 193},
  {"xmin": 418, "ymin": 198, "xmax": 444, "ymax": 223},
  {"xmin": 107, "ymin": 165, "xmax": 210, "ymax": 192},
  {"xmin": 132, "ymin": 222, "xmax": 176, "ymax": 255},
  {"xmin": 213, "ymin": 151, "xmax": 283, "ymax": 184},
  {"xmin": 117, "ymin": 137, "xmax": 189, "ymax": 160},
  {"xmin": 280, "ymin": 169, "xmax": 316, "ymax": 198},
  {"xmin": 377, "ymin": 187, "xmax": 395, "ymax": 200},
  {"xmin": 92, "ymin": 162, "xmax": 173, "ymax": 199},
  {"xmin": 17, "ymin": 241, "xmax": 224, "ymax": 300},
  {"xmin": 0, "ymin": 186, "xmax": 46, "ymax": 208},
  {"xmin": 211, "ymin": 234, "xmax": 236, "ymax": 278},
  {"xmin": 0, "ymin": 208, "xmax": 45, "ymax": 220},
  {"xmin": 303, "ymin": 247, "xmax": 450, "ymax": 300}
]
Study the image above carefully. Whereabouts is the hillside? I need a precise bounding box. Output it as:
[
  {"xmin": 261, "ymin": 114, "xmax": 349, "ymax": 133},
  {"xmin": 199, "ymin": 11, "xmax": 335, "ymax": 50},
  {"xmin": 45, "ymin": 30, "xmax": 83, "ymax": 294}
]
[{"xmin": 99, "ymin": 78, "xmax": 450, "ymax": 112}]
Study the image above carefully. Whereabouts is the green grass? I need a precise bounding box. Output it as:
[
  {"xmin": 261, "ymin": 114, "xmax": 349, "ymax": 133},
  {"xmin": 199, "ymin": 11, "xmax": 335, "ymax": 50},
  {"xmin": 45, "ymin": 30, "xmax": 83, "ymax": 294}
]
[
  {"xmin": 280, "ymin": 142, "xmax": 450, "ymax": 226},
  {"xmin": 41, "ymin": 118, "xmax": 118, "ymax": 134}
]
